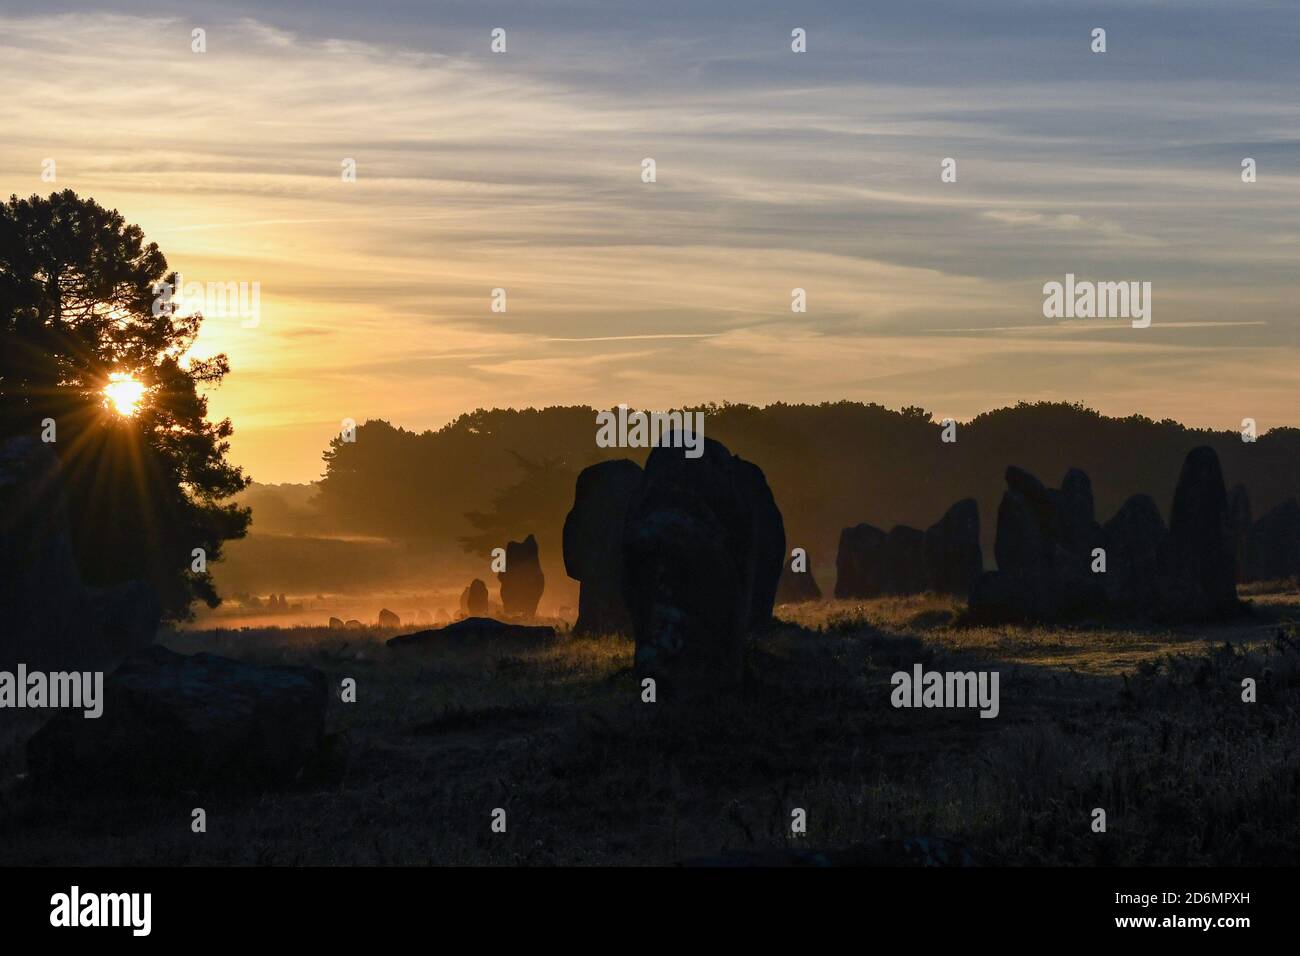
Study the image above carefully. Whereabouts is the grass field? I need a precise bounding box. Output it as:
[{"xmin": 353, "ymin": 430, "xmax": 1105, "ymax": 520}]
[{"xmin": 2, "ymin": 587, "xmax": 1298, "ymax": 866}]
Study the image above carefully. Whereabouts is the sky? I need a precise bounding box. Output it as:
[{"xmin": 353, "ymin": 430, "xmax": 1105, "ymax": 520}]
[{"xmin": 1, "ymin": 1, "xmax": 1297, "ymax": 482}]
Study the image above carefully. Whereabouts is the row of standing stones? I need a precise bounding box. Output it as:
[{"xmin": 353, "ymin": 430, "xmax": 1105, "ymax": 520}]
[
  {"xmin": 6, "ymin": 434, "xmax": 1299, "ymax": 793},
  {"xmin": 326, "ymin": 534, "xmax": 547, "ymax": 630},
  {"xmin": 830, "ymin": 445, "xmax": 1299, "ymax": 624}
]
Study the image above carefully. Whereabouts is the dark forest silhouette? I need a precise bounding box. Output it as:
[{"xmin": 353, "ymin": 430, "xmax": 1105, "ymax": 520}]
[{"xmin": 307, "ymin": 401, "xmax": 1300, "ymax": 587}]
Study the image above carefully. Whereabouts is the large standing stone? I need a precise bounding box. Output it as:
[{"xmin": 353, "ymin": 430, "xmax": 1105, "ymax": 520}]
[
  {"xmin": 377, "ymin": 608, "xmax": 400, "ymax": 628},
  {"xmin": 1246, "ymin": 497, "xmax": 1300, "ymax": 582},
  {"xmin": 994, "ymin": 466, "xmax": 1054, "ymax": 572},
  {"xmin": 498, "ymin": 534, "xmax": 545, "ymax": 617},
  {"xmin": 775, "ymin": 550, "xmax": 822, "ymax": 603},
  {"xmin": 835, "ymin": 523, "xmax": 888, "ymax": 598},
  {"xmin": 734, "ymin": 458, "xmax": 787, "ymax": 625},
  {"xmin": 1101, "ymin": 494, "xmax": 1166, "ymax": 610},
  {"xmin": 836, "ymin": 524, "xmax": 931, "ymax": 597},
  {"xmin": 1227, "ymin": 485, "xmax": 1252, "ymax": 582},
  {"xmin": 459, "ymin": 578, "xmax": 489, "ymax": 617},
  {"xmin": 971, "ymin": 466, "xmax": 1107, "ymax": 622},
  {"xmin": 886, "ymin": 525, "xmax": 928, "ymax": 594},
  {"xmin": 1157, "ymin": 446, "xmax": 1240, "ymax": 618},
  {"xmin": 622, "ymin": 436, "xmax": 785, "ymax": 697},
  {"xmin": 562, "ymin": 459, "xmax": 642, "ymax": 635},
  {"xmin": 923, "ymin": 499, "xmax": 982, "ymax": 596},
  {"xmin": 0, "ymin": 437, "xmax": 159, "ymax": 673},
  {"xmin": 1056, "ymin": 469, "xmax": 1104, "ymax": 556},
  {"xmin": 1051, "ymin": 469, "xmax": 1108, "ymax": 614},
  {"xmin": 26, "ymin": 645, "xmax": 328, "ymax": 790}
]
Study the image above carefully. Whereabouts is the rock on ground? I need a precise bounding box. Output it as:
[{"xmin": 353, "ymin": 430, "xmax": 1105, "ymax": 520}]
[{"xmin": 27, "ymin": 645, "xmax": 328, "ymax": 790}]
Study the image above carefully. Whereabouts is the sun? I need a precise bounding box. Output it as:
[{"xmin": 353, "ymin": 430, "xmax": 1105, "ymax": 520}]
[{"xmin": 103, "ymin": 372, "xmax": 146, "ymax": 416}]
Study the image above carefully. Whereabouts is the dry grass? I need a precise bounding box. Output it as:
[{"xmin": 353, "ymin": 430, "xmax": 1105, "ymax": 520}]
[{"xmin": 1, "ymin": 590, "xmax": 1297, "ymax": 865}]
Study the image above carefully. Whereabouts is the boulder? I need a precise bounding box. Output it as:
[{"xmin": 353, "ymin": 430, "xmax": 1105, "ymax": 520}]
[
  {"xmin": 344, "ymin": 619, "xmax": 363, "ymax": 630},
  {"xmin": 328, "ymin": 617, "xmax": 344, "ymax": 629},
  {"xmin": 1246, "ymin": 497, "xmax": 1300, "ymax": 582},
  {"xmin": 498, "ymin": 534, "xmax": 545, "ymax": 617},
  {"xmin": 386, "ymin": 617, "xmax": 557, "ymax": 650},
  {"xmin": 775, "ymin": 550, "xmax": 821, "ymax": 603},
  {"xmin": 459, "ymin": 579, "xmax": 489, "ymax": 617},
  {"xmin": 0, "ymin": 437, "xmax": 159, "ymax": 673},
  {"xmin": 835, "ymin": 523, "xmax": 888, "ymax": 598},
  {"xmin": 377, "ymin": 608, "xmax": 400, "ymax": 628},
  {"xmin": 26, "ymin": 645, "xmax": 328, "ymax": 790},
  {"xmin": 923, "ymin": 499, "xmax": 982, "ymax": 596},
  {"xmin": 1101, "ymin": 494, "xmax": 1166, "ymax": 610},
  {"xmin": 622, "ymin": 435, "xmax": 785, "ymax": 697},
  {"xmin": 1156, "ymin": 446, "xmax": 1240, "ymax": 619},
  {"xmin": 563, "ymin": 459, "xmax": 642, "ymax": 635}
]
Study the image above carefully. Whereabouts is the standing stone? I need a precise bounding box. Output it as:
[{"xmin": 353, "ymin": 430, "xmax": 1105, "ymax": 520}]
[
  {"xmin": 1052, "ymin": 468, "xmax": 1107, "ymax": 615},
  {"xmin": 971, "ymin": 466, "xmax": 1106, "ymax": 622},
  {"xmin": 835, "ymin": 523, "xmax": 889, "ymax": 598},
  {"xmin": 734, "ymin": 458, "xmax": 787, "ymax": 624},
  {"xmin": 1157, "ymin": 446, "xmax": 1240, "ymax": 619},
  {"xmin": 1056, "ymin": 469, "xmax": 1104, "ymax": 555},
  {"xmin": 1102, "ymin": 494, "xmax": 1166, "ymax": 610},
  {"xmin": 562, "ymin": 459, "xmax": 642, "ymax": 635},
  {"xmin": 622, "ymin": 436, "xmax": 785, "ymax": 698},
  {"xmin": 377, "ymin": 608, "xmax": 400, "ymax": 628},
  {"xmin": 775, "ymin": 551, "xmax": 821, "ymax": 603},
  {"xmin": 923, "ymin": 499, "xmax": 982, "ymax": 596},
  {"xmin": 498, "ymin": 534, "xmax": 545, "ymax": 617},
  {"xmin": 885, "ymin": 526, "xmax": 928, "ymax": 594},
  {"xmin": 995, "ymin": 466, "xmax": 1054, "ymax": 572},
  {"xmin": 1226, "ymin": 484, "xmax": 1252, "ymax": 581},
  {"xmin": 328, "ymin": 616, "xmax": 344, "ymax": 629},
  {"xmin": 1246, "ymin": 497, "xmax": 1300, "ymax": 582},
  {"xmin": 460, "ymin": 578, "xmax": 489, "ymax": 617}
]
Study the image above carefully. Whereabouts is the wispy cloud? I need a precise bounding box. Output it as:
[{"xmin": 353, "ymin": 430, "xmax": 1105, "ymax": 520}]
[{"xmin": 2, "ymin": 6, "xmax": 1297, "ymax": 480}]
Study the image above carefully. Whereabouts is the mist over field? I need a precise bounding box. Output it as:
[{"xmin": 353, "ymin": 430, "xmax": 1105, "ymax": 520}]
[{"xmin": 197, "ymin": 400, "xmax": 1300, "ymax": 628}]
